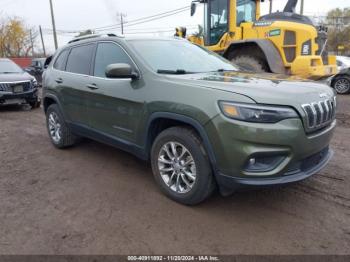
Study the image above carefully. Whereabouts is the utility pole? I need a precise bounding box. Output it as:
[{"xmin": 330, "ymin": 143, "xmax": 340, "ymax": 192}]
[
  {"xmin": 29, "ymin": 29, "xmax": 34, "ymax": 57},
  {"xmin": 269, "ymin": 0, "xmax": 273, "ymax": 14},
  {"xmin": 39, "ymin": 26, "xmax": 47, "ymax": 57},
  {"xmin": 117, "ymin": 13, "xmax": 127, "ymax": 35},
  {"xmin": 49, "ymin": 0, "xmax": 58, "ymax": 50},
  {"xmin": 300, "ymin": 0, "xmax": 304, "ymax": 15}
]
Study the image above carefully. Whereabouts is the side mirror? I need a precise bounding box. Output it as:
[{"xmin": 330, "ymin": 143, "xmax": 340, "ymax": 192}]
[
  {"xmin": 190, "ymin": 2, "xmax": 197, "ymax": 16},
  {"xmin": 105, "ymin": 63, "xmax": 139, "ymax": 79}
]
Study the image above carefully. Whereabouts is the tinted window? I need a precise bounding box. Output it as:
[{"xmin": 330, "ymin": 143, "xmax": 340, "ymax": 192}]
[
  {"xmin": 94, "ymin": 42, "xmax": 133, "ymax": 78},
  {"xmin": 53, "ymin": 50, "xmax": 69, "ymax": 71},
  {"xmin": 207, "ymin": 0, "xmax": 229, "ymax": 45},
  {"xmin": 66, "ymin": 44, "xmax": 95, "ymax": 75},
  {"xmin": 236, "ymin": 0, "xmax": 256, "ymax": 26}
]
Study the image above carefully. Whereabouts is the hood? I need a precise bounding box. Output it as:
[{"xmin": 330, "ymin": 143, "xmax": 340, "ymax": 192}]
[
  {"xmin": 0, "ymin": 72, "xmax": 34, "ymax": 83},
  {"xmin": 163, "ymin": 71, "xmax": 335, "ymax": 108}
]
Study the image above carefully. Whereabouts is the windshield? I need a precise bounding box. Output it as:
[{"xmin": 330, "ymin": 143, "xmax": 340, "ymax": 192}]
[
  {"xmin": 128, "ymin": 40, "xmax": 238, "ymax": 74},
  {"xmin": 0, "ymin": 60, "xmax": 23, "ymax": 74}
]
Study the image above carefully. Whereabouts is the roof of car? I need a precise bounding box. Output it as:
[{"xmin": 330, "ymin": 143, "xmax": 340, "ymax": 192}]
[{"xmin": 0, "ymin": 58, "xmax": 12, "ymax": 62}]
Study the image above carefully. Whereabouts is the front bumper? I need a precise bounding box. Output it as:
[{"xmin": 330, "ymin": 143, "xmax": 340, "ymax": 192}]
[
  {"xmin": 216, "ymin": 147, "xmax": 333, "ymax": 195},
  {"xmin": 0, "ymin": 88, "xmax": 38, "ymax": 105},
  {"xmin": 205, "ymin": 115, "xmax": 336, "ymax": 195}
]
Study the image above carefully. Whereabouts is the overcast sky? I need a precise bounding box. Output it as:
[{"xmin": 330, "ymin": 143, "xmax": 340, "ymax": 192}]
[{"xmin": 1, "ymin": 0, "xmax": 349, "ymax": 54}]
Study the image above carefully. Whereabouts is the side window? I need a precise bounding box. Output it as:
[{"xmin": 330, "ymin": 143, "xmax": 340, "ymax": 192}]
[
  {"xmin": 53, "ymin": 50, "xmax": 69, "ymax": 71},
  {"xmin": 94, "ymin": 42, "xmax": 134, "ymax": 78},
  {"xmin": 66, "ymin": 44, "xmax": 95, "ymax": 75}
]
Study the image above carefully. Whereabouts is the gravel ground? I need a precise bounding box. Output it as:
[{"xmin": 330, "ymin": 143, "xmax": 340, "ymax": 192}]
[{"xmin": 0, "ymin": 95, "xmax": 349, "ymax": 255}]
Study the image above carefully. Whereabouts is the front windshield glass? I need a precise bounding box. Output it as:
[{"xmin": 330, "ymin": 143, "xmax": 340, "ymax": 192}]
[
  {"xmin": 236, "ymin": 0, "xmax": 257, "ymax": 26},
  {"xmin": 128, "ymin": 39, "xmax": 238, "ymax": 74},
  {"xmin": 0, "ymin": 60, "xmax": 23, "ymax": 74}
]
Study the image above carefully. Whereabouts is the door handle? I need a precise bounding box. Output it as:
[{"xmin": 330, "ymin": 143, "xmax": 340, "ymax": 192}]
[
  {"xmin": 55, "ymin": 78, "xmax": 63, "ymax": 84},
  {"xmin": 86, "ymin": 83, "xmax": 99, "ymax": 90}
]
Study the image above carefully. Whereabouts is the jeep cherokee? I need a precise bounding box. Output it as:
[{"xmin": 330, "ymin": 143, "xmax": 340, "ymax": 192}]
[{"xmin": 42, "ymin": 35, "xmax": 336, "ymax": 205}]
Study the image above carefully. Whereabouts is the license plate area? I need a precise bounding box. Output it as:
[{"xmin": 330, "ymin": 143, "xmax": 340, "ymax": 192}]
[{"xmin": 13, "ymin": 85, "xmax": 24, "ymax": 93}]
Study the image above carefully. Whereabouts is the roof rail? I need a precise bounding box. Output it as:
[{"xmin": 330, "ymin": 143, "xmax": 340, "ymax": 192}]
[{"xmin": 68, "ymin": 33, "xmax": 122, "ymax": 44}]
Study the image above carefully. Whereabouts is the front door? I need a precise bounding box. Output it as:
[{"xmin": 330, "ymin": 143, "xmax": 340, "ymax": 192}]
[
  {"xmin": 204, "ymin": 0, "xmax": 229, "ymax": 46},
  {"xmin": 86, "ymin": 41, "xmax": 144, "ymax": 143}
]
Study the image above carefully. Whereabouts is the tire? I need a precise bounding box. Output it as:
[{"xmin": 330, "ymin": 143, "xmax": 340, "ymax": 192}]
[
  {"xmin": 46, "ymin": 104, "xmax": 79, "ymax": 149},
  {"xmin": 231, "ymin": 55, "xmax": 269, "ymax": 73},
  {"xmin": 151, "ymin": 126, "xmax": 215, "ymax": 205},
  {"xmin": 29, "ymin": 100, "xmax": 41, "ymax": 109},
  {"xmin": 333, "ymin": 75, "xmax": 350, "ymax": 94}
]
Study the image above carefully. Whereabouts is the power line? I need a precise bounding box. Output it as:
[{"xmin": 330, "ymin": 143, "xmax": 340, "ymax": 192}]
[
  {"xmin": 42, "ymin": 5, "xmax": 191, "ymax": 34},
  {"xmin": 96, "ymin": 8, "xmax": 190, "ymax": 33},
  {"xmin": 93, "ymin": 5, "xmax": 189, "ymax": 31}
]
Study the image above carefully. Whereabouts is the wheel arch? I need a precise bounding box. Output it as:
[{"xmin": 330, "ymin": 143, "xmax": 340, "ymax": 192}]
[
  {"xmin": 223, "ymin": 39, "xmax": 286, "ymax": 74},
  {"xmin": 43, "ymin": 94, "xmax": 68, "ymax": 120},
  {"xmin": 144, "ymin": 112, "xmax": 218, "ymax": 172}
]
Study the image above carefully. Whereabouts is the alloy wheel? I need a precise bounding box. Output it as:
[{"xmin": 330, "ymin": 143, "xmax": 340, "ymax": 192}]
[
  {"xmin": 48, "ymin": 112, "xmax": 62, "ymax": 143},
  {"xmin": 334, "ymin": 78, "xmax": 350, "ymax": 94},
  {"xmin": 158, "ymin": 141, "xmax": 197, "ymax": 194}
]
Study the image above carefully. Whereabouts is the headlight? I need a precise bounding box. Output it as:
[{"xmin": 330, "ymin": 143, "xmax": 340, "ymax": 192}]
[
  {"xmin": 31, "ymin": 78, "xmax": 38, "ymax": 87},
  {"xmin": 219, "ymin": 101, "xmax": 298, "ymax": 123}
]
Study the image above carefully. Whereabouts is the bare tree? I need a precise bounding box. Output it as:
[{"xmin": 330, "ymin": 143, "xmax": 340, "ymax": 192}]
[{"xmin": 0, "ymin": 16, "xmax": 38, "ymax": 57}]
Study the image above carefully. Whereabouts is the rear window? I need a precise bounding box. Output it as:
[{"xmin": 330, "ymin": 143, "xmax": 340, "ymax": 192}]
[
  {"xmin": 66, "ymin": 44, "xmax": 95, "ymax": 75},
  {"xmin": 53, "ymin": 50, "xmax": 69, "ymax": 71}
]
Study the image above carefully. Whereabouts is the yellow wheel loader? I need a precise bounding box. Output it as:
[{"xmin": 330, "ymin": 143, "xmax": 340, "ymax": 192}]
[{"xmin": 178, "ymin": 0, "xmax": 337, "ymax": 79}]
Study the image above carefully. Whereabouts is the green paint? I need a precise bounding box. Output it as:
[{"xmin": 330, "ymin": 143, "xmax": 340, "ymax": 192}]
[{"xmin": 269, "ymin": 29, "xmax": 281, "ymax": 37}]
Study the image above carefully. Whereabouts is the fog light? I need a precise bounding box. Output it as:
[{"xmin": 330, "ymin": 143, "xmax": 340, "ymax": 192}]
[
  {"xmin": 249, "ymin": 158, "xmax": 256, "ymax": 165},
  {"xmin": 244, "ymin": 155, "xmax": 286, "ymax": 173}
]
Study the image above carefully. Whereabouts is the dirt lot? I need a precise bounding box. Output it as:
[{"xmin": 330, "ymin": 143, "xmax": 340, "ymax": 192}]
[{"xmin": 0, "ymin": 95, "xmax": 349, "ymax": 255}]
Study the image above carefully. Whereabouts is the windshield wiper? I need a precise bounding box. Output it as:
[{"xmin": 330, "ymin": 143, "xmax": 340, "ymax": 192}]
[
  {"xmin": 216, "ymin": 69, "xmax": 237, "ymax": 72},
  {"xmin": 1, "ymin": 72, "xmax": 18, "ymax": 74},
  {"xmin": 157, "ymin": 69, "xmax": 194, "ymax": 75}
]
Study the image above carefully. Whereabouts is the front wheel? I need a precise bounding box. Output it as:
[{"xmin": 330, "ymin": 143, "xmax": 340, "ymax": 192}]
[
  {"xmin": 231, "ymin": 55, "xmax": 269, "ymax": 73},
  {"xmin": 333, "ymin": 75, "xmax": 350, "ymax": 94},
  {"xmin": 46, "ymin": 104, "xmax": 79, "ymax": 149},
  {"xmin": 151, "ymin": 127, "xmax": 215, "ymax": 205}
]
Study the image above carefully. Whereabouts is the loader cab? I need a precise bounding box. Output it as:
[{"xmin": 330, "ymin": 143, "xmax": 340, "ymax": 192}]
[{"xmin": 193, "ymin": 0, "xmax": 259, "ymax": 46}]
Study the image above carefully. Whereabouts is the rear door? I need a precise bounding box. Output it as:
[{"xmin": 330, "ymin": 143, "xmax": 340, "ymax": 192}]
[
  {"xmin": 86, "ymin": 41, "xmax": 144, "ymax": 143},
  {"xmin": 60, "ymin": 43, "xmax": 96, "ymax": 126}
]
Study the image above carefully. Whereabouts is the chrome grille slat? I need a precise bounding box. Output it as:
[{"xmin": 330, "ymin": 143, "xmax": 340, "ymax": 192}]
[{"xmin": 302, "ymin": 97, "xmax": 336, "ymax": 132}]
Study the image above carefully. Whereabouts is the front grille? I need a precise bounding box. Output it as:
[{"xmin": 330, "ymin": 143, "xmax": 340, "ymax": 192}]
[
  {"xmin": 0, "ymin": 81, "xmax": 33, "ymax": 93},
  {"xmin": 302, "ymin": 98, "xmax": 336, "ymax": 132}
]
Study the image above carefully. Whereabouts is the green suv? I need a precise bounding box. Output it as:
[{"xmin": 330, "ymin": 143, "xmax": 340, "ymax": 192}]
[{"xmin": 42, "ymin": 35, "xmax": 336, "ymax": 205}]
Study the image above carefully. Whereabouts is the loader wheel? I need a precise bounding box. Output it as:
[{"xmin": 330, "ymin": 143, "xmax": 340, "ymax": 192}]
[{"xmin": 231, "ymin": 55, "xmax": 269, "ymax": 73}]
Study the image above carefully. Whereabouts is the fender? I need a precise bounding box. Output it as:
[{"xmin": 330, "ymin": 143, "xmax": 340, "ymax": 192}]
[
  {"xmin": 223, "ymin": 39, "xmax": 286, "ymax": 75},
  {"xmin": 43, "ymin": 93, "xmax": 68, "ymax": 120},
  {"xmin": 144, "ymin": 112, "xmax": 218, "ymax": 173}
]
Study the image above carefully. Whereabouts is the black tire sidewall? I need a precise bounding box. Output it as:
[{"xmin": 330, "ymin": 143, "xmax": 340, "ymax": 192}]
[{"xmin": 151, "ymin": 128, "xmax": 213, "ymax": 205}]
